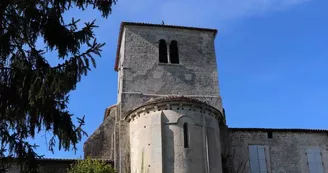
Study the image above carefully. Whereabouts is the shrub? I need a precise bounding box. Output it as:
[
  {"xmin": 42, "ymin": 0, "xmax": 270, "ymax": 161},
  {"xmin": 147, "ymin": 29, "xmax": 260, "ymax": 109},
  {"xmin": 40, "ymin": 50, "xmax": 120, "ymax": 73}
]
[{"xmin": 67, "ymin": 158, "xmax": 116, "ymax": 173}]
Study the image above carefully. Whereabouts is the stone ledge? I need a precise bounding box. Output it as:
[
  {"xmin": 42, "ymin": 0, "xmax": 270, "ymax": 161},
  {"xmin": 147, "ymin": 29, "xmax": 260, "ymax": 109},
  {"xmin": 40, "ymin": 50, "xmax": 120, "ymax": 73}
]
[{"xmin": 125, "ymin": 101, "xmax": 223, "ymax": 123}]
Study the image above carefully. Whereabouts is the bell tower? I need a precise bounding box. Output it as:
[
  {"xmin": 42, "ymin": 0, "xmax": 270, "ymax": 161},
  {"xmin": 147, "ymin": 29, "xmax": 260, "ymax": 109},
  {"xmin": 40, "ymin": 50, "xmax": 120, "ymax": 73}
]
[
  {"xmin": 115, "ymin": 22, "xmax": 222, "ymax": 115},
  {"xmin": 114, "ymin": 22, "xmax": 223, "ymax": 173}
]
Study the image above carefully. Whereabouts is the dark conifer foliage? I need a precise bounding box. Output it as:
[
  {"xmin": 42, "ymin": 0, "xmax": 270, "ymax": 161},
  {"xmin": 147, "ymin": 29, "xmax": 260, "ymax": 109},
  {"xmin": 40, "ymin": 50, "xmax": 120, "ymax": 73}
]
[{"xmin": 0, "ymin": 0, "xmax": 116, "ymax": 172}]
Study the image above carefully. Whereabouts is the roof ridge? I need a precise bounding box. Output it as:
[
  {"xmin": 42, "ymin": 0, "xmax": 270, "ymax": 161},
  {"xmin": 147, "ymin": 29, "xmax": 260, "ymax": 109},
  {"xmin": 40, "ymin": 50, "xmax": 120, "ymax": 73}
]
[{"xmin": 121, "ymin": 21, "xmax": 218, "ymax": 32}]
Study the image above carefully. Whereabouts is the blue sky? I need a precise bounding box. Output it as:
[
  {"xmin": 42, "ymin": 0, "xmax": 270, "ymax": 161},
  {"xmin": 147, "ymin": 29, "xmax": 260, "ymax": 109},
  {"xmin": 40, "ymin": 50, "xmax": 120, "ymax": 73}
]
[{"xmin": 31, "ymin": 0, "xmax": 328, "ymax": 158}]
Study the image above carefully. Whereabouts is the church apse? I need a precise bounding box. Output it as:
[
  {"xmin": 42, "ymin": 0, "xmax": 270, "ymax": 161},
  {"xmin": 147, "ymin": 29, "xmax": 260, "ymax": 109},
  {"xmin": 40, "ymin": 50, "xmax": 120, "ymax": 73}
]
[{"xmin": 125, "ymin": 97, "xmax": 224, "ymax": 173}]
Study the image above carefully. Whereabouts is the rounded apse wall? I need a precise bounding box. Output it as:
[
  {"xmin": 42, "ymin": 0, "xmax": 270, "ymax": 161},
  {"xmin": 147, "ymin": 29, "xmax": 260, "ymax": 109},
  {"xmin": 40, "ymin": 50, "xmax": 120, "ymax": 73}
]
[{"xmin": 126, "ymin": 99, "xmax": 224, "ymax": 173}]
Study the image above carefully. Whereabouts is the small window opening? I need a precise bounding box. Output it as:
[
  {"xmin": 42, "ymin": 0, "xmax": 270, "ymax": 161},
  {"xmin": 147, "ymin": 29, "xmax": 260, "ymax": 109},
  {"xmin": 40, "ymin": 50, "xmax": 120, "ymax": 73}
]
[
  {"xmin": 159, "ymin": 39, "xmax": 168, "ymax": 63},
  {"xmin": 267, "ymin": 131, "xmax": 273, "ymax": 139},
  {"xmin": 169, "ymin": 40, "xmax": 179, "ymax": 64},
  {"xmin": 183, "ymin": 123, "xmax": 189, "ymax": 148}
]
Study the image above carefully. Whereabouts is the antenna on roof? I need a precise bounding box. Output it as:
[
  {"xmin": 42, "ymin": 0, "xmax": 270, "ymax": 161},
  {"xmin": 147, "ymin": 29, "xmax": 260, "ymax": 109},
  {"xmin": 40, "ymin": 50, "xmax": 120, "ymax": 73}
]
[{"xmin": 162, "ymin": 20, "xmax": 165, "ymax": 25}]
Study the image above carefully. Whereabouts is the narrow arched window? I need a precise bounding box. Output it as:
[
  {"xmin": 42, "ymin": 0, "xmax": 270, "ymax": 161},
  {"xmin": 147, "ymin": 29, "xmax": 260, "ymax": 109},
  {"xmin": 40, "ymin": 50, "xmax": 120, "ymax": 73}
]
[
  {"xmin": 170, "ymin": 40, "xmax": 179, "ymax": 64},
  {"xmin": 183, "ymin": 123, "xmax": 189, "ymax": 148},
  {"xmin": 159, "ymin": 39, "xmax": 168, "ymax": 63}
]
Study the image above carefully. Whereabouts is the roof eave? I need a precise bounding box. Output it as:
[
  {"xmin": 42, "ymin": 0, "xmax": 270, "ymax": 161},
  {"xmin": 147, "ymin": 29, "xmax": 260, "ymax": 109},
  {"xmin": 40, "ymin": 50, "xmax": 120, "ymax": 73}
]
[{"xmin": 229, "ymin": 127, "xmax": 328, "ymax": 133}]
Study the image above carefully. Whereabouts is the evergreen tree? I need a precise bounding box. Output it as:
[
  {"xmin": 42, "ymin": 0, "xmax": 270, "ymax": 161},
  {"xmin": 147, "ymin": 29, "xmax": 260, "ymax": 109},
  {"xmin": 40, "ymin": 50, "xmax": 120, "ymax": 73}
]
[{"xmin": 0, "ymin": 0, "xmax": 116, "ymax": 172}]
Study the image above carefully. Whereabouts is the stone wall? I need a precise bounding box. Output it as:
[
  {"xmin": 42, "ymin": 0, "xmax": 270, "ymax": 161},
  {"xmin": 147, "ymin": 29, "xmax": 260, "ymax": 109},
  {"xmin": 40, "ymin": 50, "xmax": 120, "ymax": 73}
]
[
  {"xmin": 126, "ymin": 100, "xmax": 223, "ymax": 173},
  {"xmin": 129, "ymin": 111, "xmax": 162, "ymax": 173},
  {"xmin": 6, "ymin": 159, "xmax": 75, "ymax": 173},
  {"xmin": 117, "ymin": 24, "xmax": 222, "ymax": 115},
  {"xmin": 6, "ymin": 159, "xmax": 113, "ymax": 173},
  {"xmin": 228, "ymin": 128, "xmax": 328, "ymax": 173},
  {"xmin": 84, "ymin": 106, "xmax": 117, "ymax": 160}
]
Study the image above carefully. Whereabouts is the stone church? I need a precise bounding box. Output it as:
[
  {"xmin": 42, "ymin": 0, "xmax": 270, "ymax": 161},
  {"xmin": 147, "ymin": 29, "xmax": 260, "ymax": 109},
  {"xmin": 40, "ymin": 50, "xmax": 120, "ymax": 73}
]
[
  {"xmin": 7, "ymin": 22, "xmax": 327, "ymax": 173},
  {"xmin": 82, "ymin": 22, "xmax": 328, "ymax": 173}
]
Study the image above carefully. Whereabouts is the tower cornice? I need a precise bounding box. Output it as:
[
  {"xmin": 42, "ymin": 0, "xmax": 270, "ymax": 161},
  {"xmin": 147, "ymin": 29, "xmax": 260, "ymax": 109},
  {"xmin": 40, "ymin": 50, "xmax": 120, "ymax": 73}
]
[{"xmin": 124, "ymin": 96, "xmax": 225, "ymax": 124}]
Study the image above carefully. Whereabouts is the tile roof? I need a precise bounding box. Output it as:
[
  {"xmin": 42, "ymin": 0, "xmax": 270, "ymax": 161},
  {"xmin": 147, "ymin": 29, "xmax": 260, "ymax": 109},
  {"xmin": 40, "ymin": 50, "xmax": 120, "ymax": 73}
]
[
  {"xmin": 229, "ymin": 127, "xmax": 328, "ymax": 133},
  {"xmin": 114, "ymin": 22, "xmax": 218, "ymax": 71},
  {"xmin": 2, "ymin": 157, "xmax": 113, "ymax": 163},
  {"xmin": 145, "ymin": 95, "xmax": 207, "ymax": 105},
  {"xmin": 124, "ymin": 95, "xmax": 222, "ymax": 120},
  {"xmin": 103, "ymin": 104, "xmax": 117, "ymax": 120}
]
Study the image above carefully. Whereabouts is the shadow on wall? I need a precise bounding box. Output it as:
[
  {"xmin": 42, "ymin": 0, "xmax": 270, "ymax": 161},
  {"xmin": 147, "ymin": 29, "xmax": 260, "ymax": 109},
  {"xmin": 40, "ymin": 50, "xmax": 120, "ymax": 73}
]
[
  {"xmin": 124, "ymin": 28, "xmax": 216, "ymax": 95},
  {"xmin": 162, "ymin": 114, "xmax": 198, "ymax": 173},
  {"xmin": 162, "ymin": 114, "xmax": 175, "ymax": 173},
  {"xmin": 221, "ymin": 126, "xmax": 248, "ymax": 173}
]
